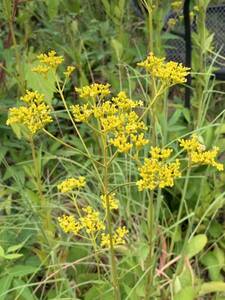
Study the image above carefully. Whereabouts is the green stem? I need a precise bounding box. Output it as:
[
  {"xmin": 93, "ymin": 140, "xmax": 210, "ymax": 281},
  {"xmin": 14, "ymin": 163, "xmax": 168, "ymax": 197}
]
[
  {"xmin": 170, "ymin": 165, "xmax": 191, "ymax": 255},
  {"xmin": 144, "ymin": 190, "xmax": 155, "ymax": 300},
  {"xmin": 103, "ymin": 134, "xmax": 120, "ymax": 300}
]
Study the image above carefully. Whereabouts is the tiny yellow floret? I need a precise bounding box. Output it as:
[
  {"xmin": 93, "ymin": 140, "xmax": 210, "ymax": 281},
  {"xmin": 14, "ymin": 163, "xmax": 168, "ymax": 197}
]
[
  {"xmin": 58, "ymin": 215, "xmax": 82, "ymax": 235},
  {"xmin": 101, "ymin": 226, "xmax": 128, "ymax": 248},
  {"xmin": 101, "ymin": 193, "xmax": 119, "ymax": 211},
  {"xmin": 80, "ymin": 206, "xmax": 105, "ymax": 234},
  {"xmin": 57, "ymin": 177, "xmax": 86, "ymax": 193}
]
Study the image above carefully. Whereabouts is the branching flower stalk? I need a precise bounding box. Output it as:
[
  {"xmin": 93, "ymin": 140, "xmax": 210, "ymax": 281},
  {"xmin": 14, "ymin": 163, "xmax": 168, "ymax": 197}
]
[{"xmin": 102, "ymin": 133, "xmax": 121, "ymax": 300}]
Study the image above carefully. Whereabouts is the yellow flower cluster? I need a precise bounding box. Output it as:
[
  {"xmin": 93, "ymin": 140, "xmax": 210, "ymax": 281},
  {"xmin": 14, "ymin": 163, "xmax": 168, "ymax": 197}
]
[
  {"xmin": 180, "ymin": 136, "xmax": 224, "ymax": 171},
  {"xmin": 101, "ymin": 193, "xmax": 119, "ymax": 211},
  {"xmin": 75, "ymin": 83, "xmax": 111, "ymax": 99},
  {"xmin": 58, "ymin": 215, "xmax": 81, "ymax": 235},
  {"xmin": 80, "ymin": 206, "xmax": 105, "ymax": 234},
  {"xmin": 64, "ymin": 65, "xmax": 75, "ymax": 77},
  {"xmin": 71, "ymin": 104, "xmax": 93, "ymax": 122},
  {"xmin": 57, "ymin": 177, "xmax": 86, "ymax": 193},
  {"xmin": 32, "ymin": 50, "xmax": 64, "ymax": 74},
  {"xmin": 101, "ymin": 226, "xmax": 128, "ymax": 248},
  {"xmin": 137, "ymin": 147, "xmax": 181, "ymax": 191},
  {"xmin": 6, "ymin": 90, "xmax": 52, "ymax": 135},
  {"xmin": 137, "ymin": 52, "xmax": 190, "ymax": 85},
  {"xmin": 72, "ymin": 88, "xmax": 148, "ymax": 153},
  {"xmin": 58, "ymin": 206, "xmax": 105, "ymax": 236}
]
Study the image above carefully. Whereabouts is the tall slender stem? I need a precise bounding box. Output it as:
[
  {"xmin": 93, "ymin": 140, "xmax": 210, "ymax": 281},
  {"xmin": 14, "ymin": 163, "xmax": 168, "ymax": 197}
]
[{"xmin": 103, "ymin": 134, "xmax": 120, "ymax": 300}]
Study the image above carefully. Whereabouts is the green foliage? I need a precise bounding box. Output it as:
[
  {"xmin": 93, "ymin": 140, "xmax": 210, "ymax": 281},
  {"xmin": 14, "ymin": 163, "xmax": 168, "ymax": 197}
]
[{"xmin": 0, "ymin": 0, "xmax": 225, "ymax": 299}]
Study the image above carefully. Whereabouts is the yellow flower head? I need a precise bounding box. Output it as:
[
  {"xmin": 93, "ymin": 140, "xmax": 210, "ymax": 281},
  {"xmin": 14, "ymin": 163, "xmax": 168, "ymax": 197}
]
[
  {"xmin": 112, "ymin": 91, "xmax": 143, "ymax": 111},
  {"xmin": 71, "ymin": 104, "xmax": 93, "ymax": 122},
  {"xmin": 6, "ymin": 90, "xmax": 52, "ymax": 135},
  {"xmin": 101, "ymin": 193, "xmax": 119, "ymax": 211},
  {"xmin": 137, "ymin": 52, "xmax": 190, "ymax": 85},
  {"xmin": 32, "ymin": 50, "xmax": 63, "ymax": 74},
  {"xmin": 137, "ymin": 147, "xmax": 181, "ymax": 191},
  {"xmin": 57, "ymin": 177, "xmax": 86, "ymax": 193},
  {"xmin": 37, "ymin": 50, "xmax": 64, "ymax": 68},
  {"xmin": 101, "ymin": 226, "xmax": 128, "ymax": 248},
  {"xmin": 79, "ymin": 206, "xmax": 105, "ymax": 234},
  {"xmin": 131, "ymin": 133, "xmax": 149, "ymax": 149},
  {"xmin": 75, "ymin": 83, "xmax": 111, "ymax": 99},
  {"xmin": 180, "ymin": 136, "xmax": 224, "ymax": 171},
  {"xmin": 64, "ymin": 65, "xmax": 75, "ymax": 77},
  {"xmin": 58, "ymin": 215, "xmax": 82, "ymax": 235},
  {"xmin": 110, "ymin": 133, "xmax": 132, "ymax": 153}
]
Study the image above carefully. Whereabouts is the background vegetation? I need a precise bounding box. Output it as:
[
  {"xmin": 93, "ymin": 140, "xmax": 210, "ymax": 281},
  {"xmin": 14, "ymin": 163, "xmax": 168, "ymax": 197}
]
[{"xmin": 0, "ymin": 0, "xmax": 225, "ymax": 299}]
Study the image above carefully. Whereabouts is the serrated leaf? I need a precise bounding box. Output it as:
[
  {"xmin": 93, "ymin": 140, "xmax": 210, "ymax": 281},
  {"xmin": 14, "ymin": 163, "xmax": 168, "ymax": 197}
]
[{"xmin": 185, "ymin": 234, "xmax": 207, "ymax": 258}]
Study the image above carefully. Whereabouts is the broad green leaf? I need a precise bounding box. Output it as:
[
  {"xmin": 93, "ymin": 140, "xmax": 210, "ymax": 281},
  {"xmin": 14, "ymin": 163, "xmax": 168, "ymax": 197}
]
[
  {"xmin": 13, "ymin": 278, "xmax": 36, "ymax": 300},
  {"xmin": 174, "ymin": 286, "xmax": 196, "ymax": 300},
  {"xmin": 7, "ymin": 265, "xmax": 37, "ymax": 277},
  {"xmin": 199, "ymin": 282, "xmax": 225, "ymax": 296},
  {"xmin": 185, "ymin": 234, "xmax": 207, "ymax": 258},
  {"xmin": 0, "ymin": 275, "xmax": 13, "ymax": 300},
  {"xmin": 24, "ymin": 60, "xmax": 56, "ymax": 105}
]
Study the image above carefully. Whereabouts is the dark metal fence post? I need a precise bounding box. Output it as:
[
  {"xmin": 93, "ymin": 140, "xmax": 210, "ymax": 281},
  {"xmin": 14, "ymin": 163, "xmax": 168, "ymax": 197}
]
[{"xmin": 183, "ymin": 0, "xmax": 192, "ymax": 108}]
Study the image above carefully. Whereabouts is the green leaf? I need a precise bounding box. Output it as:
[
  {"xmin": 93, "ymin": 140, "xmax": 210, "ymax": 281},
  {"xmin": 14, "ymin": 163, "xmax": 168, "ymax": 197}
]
[
  {"xmin": 4, "ymin": 253, "xmax": 23, "ymax": 260},
  {"xmin": 0, "ymin": 246, "xmax": 5, "ymax": 257},
  {"xmin": 7, "ymin": 265, "xmax": 37, "ymax": 277},
  {"xmin": 24, "ymin": 59, "xmax": 56, "ymax": 105},
  {"xmin": 7, "ymin": 242, "xmax": 25, "ymax": 253},
  {"xmin": 13, "ymin": 278, "xmax": 36, "ymax": 300},
  {"xmin": 199, "ymin": 282, "xmax": 225, "ymax": 296},
  {"xmin": 185, "ymin": 234, "xmax": 207, "ymax": 258},
  {"xmin": 174, "ymin": 286, "xmax": 196, "ymax": 300},
  {"xmin": 0, "ymin": 275, "xmax": 13, "ymax": 300}
]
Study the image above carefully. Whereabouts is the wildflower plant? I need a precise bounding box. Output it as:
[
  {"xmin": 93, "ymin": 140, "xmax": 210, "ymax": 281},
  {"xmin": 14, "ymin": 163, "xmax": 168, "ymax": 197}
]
[{"xmin": 6, "ymin": 50, "xmax": 224, "ymax": 300}]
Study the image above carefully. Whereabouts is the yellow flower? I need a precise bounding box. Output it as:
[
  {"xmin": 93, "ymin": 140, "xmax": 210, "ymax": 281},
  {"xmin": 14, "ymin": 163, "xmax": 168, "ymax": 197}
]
[
  {"xmin": 101, "ymin": 193, "xmax": 119, "ymax": 211},
  {"xmin": 101, "ymin": 226, "xmax": 128, "ymax": 248},
  {"xmin": 137, "ymin": 52, "xmax": 190, "ymax": 85},
  {"xmin": 20, "ymin": 90, "xmax": 44, "ymax": 104},
  {"xmin": 32, "ymin": 50, "xmax": 64, "ymax": 75},
  {"xmin": 100, "ymin": 115, "xmax": 123, "ymax": 133},
  {"xmin": 37, "ymin": 50, "xmax": 64, "ymax": 68},
  {"xmin": 58, "ymin": 215, "xmax": 82, "ymax": 235},
  {"xmin": 57, "ymin": 177, "xmax": 86, "ymax": 193},
  {"xmin": 31, "ymin": 65, "xmax": 50, "ymax": 75},
  {"xmin": 79, "ymin": 206, "xmax": 105, "ymax": 234},
  {"xmin": 131, "ymin": 133, "xmax": 149, "ymax": 150},
  {"xmin": 75, "ymin": 83, "xmax": 110, "ymax": 99},
  {"xmin": 180, "ymin": 136, "xmax": 224, "ymax": 171},
  {"xmin": 110, "ymin": 133, "xmax": 132, "ymax": 153},
  {"xmin": 71, "ymin": 104, "xmax": 93, "ymax": 122},
  {"xmin": 137, "ymin": 148, "xmax": 181, "ymax": 191},
  {"xmin": 112, "ymin": 91, "xmax": 143, "ymax": 111},
  {"xmin": 150, "ymin": 147, "xmax": 173, "ymax": 160},
  {"xmin": 64, "ymin": 65, "xmax": 75, "ymax": 77},
  {"xmin": 93, "ymin": 101, "xmax": 117, "ymax": 118},
  {"xmin": 6, "ymin": 91, "xmax": 52, "ymax": 135}
]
